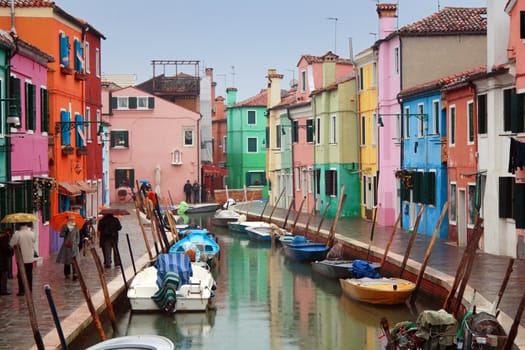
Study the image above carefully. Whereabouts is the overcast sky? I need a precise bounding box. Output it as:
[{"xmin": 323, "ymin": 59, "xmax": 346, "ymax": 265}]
[{"xmin": 57, "ymin": 0, "xmax": 487, "ymax": 101}]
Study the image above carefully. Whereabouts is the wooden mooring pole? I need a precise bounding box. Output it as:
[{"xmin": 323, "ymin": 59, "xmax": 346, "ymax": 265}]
[{"xmin": 399, "ymin": 205, "xmax": 425, "ymax": 278}]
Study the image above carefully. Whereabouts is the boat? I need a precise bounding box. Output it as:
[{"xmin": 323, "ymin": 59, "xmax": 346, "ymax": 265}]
[
  {"xmin": 168, "ymin": 230, "xmax": 220, "ymax": 267},
  {"xmin": 459, "ymin": 311, "xmax": 507, "ymax": 349},
  {"xmin": 311, "ymin": 259, "xmax": 381, "ymax": 279},
  {"xmin": 127, "ymin": 254, "xmax": 216, "ymax": 313},
  {"xmin": 228, "ymin": 215, "xmax": 272, "ymax": 233},
  {"xmin": 339, "ymin": 277, "xmax": 415, "ymax": 305},
  {"xmin": 86, "ymin": 335, "xmax": 175, "ymax": 350},
  {"xmin": 210, "ymin": 209, "xmax": 240, "ymax": 227},
  {"xmin": 245, "ymin": 224, "xmax": 293, "ymax": 243},
  {"xmin": 185, "ymin": 203, "xmax": 221, "ymax": 214},
  {"xmin": 282, "ymin": 235, "xmax": 329, "ymax": 262}
]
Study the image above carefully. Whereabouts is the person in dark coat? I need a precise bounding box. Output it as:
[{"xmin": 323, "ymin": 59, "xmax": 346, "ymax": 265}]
[
  {"xmin": 56, "ymin": 216, "xmax": 80, "ymax": 280},
  {"xmin": 183, "ymin": 180, "xmax": 192, "ymax": 203},
  {"xmin": 0, "ymin": 229, "xmax": 13, "ymax": 295},
  {"xmin": 201, "ymin": 182, "xmax": 208, "ymax": 203},
  {"xmin": 193, "ymin": 180, "xmax": 200, "ymax": 204},
  {"xmin": 97, "ymin": 213, "xmax": 122, "ymax": 268}
]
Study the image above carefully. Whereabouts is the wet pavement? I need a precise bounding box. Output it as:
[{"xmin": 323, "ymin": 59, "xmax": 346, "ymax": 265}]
[{"xmin": 1, "ymin": 201, "xmax": 524, "ymax": 349}]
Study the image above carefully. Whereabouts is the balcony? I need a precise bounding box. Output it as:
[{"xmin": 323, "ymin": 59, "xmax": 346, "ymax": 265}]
[
  {"xmin": 61, "ymin": 146, "xmax": 74, "ymax": 155},
  {"xmin": 76, "ymin": 147, "xmax": 88, "ymax": 156}
]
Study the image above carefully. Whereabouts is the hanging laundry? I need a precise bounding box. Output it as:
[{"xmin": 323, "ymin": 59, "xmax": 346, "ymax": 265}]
[{"xmin": 508, "ymin": 137, "xmax": 525, "ymax": 174}]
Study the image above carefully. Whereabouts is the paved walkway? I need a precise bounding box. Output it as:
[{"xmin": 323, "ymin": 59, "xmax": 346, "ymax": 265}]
[{"xmin": 0, "ymin": 201, "xmax": 524, "ymax": 349}]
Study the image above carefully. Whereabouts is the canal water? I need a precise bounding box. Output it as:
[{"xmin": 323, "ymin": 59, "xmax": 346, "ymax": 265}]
[{"xmin": 74, "ymin": 213, "xmax": 441, "ymax": 350}]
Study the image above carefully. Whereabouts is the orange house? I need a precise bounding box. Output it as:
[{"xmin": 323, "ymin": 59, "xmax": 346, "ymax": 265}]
[{"xmin": 0, "ymin": 2, "xmax": 105, "ymax": 223}]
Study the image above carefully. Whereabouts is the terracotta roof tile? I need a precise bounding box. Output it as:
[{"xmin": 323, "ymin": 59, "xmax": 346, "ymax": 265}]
[
  {"xmin": 399, "ymin": 7, "xmax": 487, "ymax": 34},
  {"xmin": 298, "ymin": 51, "xmax": 353, "ymax": 66},
  {"xmin": 232, "ymin": 89, "xmax": 268, "ymax": 108},
  {"xmin": 0, "ymin": 0, "xmax": 53, "ymax": 7}
]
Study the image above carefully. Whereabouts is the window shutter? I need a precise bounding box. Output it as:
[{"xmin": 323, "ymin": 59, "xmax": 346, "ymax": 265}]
[
  {"xmin": 24, "ymin": 180, "xmax": 33, "ymax": 213},
  {"xmin": 265, "ymin": 126, "xmax": 269, "ymax": 149},
  {"xmin": 427, "ymin": 172, "xmax": 436, "ymax": 205},
  {"xmin": 10, "ymin": 76, "xmax": 21, "ymax": 122},
  {"xmin": 148, "ymin": 97, "xmax": 155, "ymax": 109},
  {"xmin": 515, "ymin": 183, "xmax": 525, "ymax": 229},
  {"xmin": 61, "ymin": 111, "xmax": 71, "ymax": 146},
  {"xmin": 74, "ymin": 39, "xmax": 83, "ymax": 72},
  {"xmin": 292, "ymin": 121, "xmax": 298, "ymax": 143},
  {"xmin": 111, "ymin": 96, "xmax": 118, "ymax": 110},
  {"xmin": 129, "ymin": 97, "xmax": 137, "ymax": 109},
  {"xmin": 499, "ymin": 176, "xmax": 514, "ymax": 218},
  {"xmin": 59, "ymin": 33, "xmax": 70, "ymax": 67},
  {"xmin": 412, "ymin": 171, "xmax": 422, "ymax": 203},
  {"xmin": 41, "ymin": 88, "xmax": 49, "ymax": 132},
  {"xmin": 521, "ymin": 11, "xmax": 525, "ymax": 39},
  {"xmin": 75, "ymin": 113, "xmax": 84, "ymax": 147},
  {"xmin": 511, "ymin": 91, "xmax": 525, "ymax": 133}
]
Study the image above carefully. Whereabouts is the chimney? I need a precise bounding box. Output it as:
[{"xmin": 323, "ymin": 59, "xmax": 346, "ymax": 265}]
[
  {"xmin": 226, "ymin": 87, "xmax": 237, "ymax": 106},
  {"xmin": 377, "ymin": 3, "xmax": 397, "ymax": 40},
  {"xmin": 266, "ymin": 69, "xmax": 284, "ymax": 108}
]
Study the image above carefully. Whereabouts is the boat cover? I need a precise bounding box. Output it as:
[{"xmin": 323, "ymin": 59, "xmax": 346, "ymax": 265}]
[
  {"xmin": 415, "ymin": 309, "xmax": 458, "ymax": 346},
  {"xmin": 350, "ymin": 260, "xmax": 380, "ymax": 278},
  {"xmin": 154, "ymin": 253, "xmax": 193, "ymax": 288}
]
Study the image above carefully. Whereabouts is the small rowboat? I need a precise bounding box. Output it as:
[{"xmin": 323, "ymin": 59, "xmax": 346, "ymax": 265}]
[{"xmin": 339, "ymin": 277, "xmax": 416, "ymax": 305}]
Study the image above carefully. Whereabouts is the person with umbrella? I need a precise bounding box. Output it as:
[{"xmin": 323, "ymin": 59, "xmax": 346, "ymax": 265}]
[
  {"xmin": 9, "ymin": 222, "xmax": 36, "ymax": 295},
  {"xmin": 56, "ymin": 215, "xmax": 80, "ymax": 280},
  {"xmin": 97, "ymin": 212, "xmax": 122, "ymax": 268}
]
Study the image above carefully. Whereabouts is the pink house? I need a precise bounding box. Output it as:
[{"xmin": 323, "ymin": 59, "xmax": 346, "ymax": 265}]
[
  {"xmin": 9, "ymin": 38, "xmax": 54, "ymax": 259},
  {"xmin": 102, "ymin": 86, "xmax": 200, "ymax": 205}
]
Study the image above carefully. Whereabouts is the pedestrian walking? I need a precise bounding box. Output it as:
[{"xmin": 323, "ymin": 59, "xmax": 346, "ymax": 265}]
[
  {"xmin": 201, "ymin": 182, "xmax": 208, "ymax": 203},
  {"xmin": 97, "ymin": 213, "xmax": 122, "ymax": 268},
  {"xmin": 0, "ymin": 228, "xmax": 13, "ymax": 295},
  {"xmin": 193, "ymin": 180, "xmax": 200, "ymax": 204},
  {"xmin": 9, "ymin": 222, "xmax": 35, "ymax": 296},
  {"xmin": 56, "ymin": 215, "xmax": 80, "ymax": 280},
  {"xmin": 184, "ymin": 180, "xmax": 192, "ymax": 203}
]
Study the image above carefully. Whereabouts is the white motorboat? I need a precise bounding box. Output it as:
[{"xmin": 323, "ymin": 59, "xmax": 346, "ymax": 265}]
[
  {"xmin": 127, "ymin": 254, "xmax": 216, "ymax": 313},
  {"xmin": 210, "ymin": 209, "xmax": 240, "ymax": 227},
  {"xmin": 86, "ymin": 335, "xmax": 175, "ymax": 350}
]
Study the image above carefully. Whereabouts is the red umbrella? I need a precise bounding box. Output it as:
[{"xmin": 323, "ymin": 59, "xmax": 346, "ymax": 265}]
[{"xmin": 50, "ymin": 211, "xmax": 85, "ymax": 231}]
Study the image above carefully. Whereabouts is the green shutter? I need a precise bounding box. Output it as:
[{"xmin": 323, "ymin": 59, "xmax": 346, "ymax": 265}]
[
  {"xmin": 515, "ymin": 183, "xmax": 525, "ymax": 229},
  {"xmin": 148, "ymin": 97, "xmax": 155, "ymax": 109},
  {"xmin": 511, "ymin": 91, "xmax": 525, "ymax": 133},
  {"xmin": 111, "ymin": 96, "xmax": 118, "ymax": 110},
  {"xmin": 129, "ymin": 97, "xmax": 137, "ymax": 109},
  {"xmin": 427, "ymin": 172, "xmax": 436, "ymax": 205},
  {"xmin": 499, "ymin": 177, "xmax": 514, "ymax": 218},
  {"xmin": 10, "ymin": 76, "xmax": 21, "ymax": 127},
  {"xmin": 412, "ymin": 172, "xmax": 422, "ymax": 203},
  {"xmin": 41, "ymin": 88, "xmax": 49, "ymax": 133}
]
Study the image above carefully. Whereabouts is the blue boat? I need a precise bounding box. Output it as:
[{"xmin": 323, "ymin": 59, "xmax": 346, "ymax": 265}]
[
  {"xmin": 283, "ymin": 236, "xmax": 329, "ymax": 262},
  {"xmin": 169, "ymin": 231, "xmax": 220, "ymax": 267}
]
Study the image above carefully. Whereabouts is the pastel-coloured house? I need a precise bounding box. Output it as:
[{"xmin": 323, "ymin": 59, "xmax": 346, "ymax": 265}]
[{"xmin": 102, "ymin": 86, "xmax": 200, "ymax": 205}]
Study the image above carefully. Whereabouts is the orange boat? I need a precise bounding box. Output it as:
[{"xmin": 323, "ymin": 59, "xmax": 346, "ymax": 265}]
[{"xmin": 339, "ymin": 277, "xmax": 416, "ymax": 305}]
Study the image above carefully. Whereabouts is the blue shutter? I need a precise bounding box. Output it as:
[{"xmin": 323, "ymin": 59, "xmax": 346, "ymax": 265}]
[
  {"xmin": 75, "ymin": 113, "xmax": 84, "ymax": 147},
  {"xmin": 61, "ymin": 111, "xmax": 71, "ymax": 146},
  {"xmin": 59, "ymin": 33, "xmax": 70, "ymax": 67},
  {"xmin": 74, "ymin": 39, "xmax": 83, "ymax": 72}
]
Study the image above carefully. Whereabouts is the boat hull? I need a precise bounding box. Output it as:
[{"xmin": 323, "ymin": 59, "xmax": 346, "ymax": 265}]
[
  {"xmin": 186, "ymin": 203, "xmax": 221, "ymax": 213},
  {"xmin": 245, "ymin": 226, "xmax": 273, "ymax": 242},
  {"xmin": 228, "ymin": 221, "xmax": 271, "ymax": 233},
  {"xmin": 311, "ymin": 260, "xmax": 355, "ymax": 279},
  {"xmin": 86, "ymin": 335, "xmax": 175, "ymax": 350},
  {"xmin": 339, "ymin": 277, "xmax": 415, "ymax": 305},
  {"xmin": 283, "ymin": 243, "xmax": 329, "ymax": 262}
]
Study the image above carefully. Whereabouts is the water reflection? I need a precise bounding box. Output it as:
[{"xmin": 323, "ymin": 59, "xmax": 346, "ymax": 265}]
[{"xmin": 77, "ymin": 212, "xmax": 437, "ymax": 350}]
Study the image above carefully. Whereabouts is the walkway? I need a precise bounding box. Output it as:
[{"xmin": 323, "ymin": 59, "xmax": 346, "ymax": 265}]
[{"xmin": 0, "ymin": 201, "xmax": 523, "ymax": 349}]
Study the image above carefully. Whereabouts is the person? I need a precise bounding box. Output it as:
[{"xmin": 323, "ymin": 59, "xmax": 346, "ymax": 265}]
[
  {"xmin": 98, "ymin": 213, "xmax": 122, "ymax": 268},
  {"xmin": 201, "ymin": 182, "xmax": 208, "ymax": 203},
  {"xmin": 9, "ymin": 222, "xmax": 35, "ymax": 296},
  {"xmin": 193, "ymin": 180, "xmax": 200, "ymax": 204},
  {"xmin": 72, "ymin": 205, "xmax": 88, "ymax": 252},
  {"xmin": 183, "ymin": 180, "xmax": 192, "ymax": 203},
  {"xmin": 0, "ymin": 228, "xmax": 14, "ymax": 295},
  {"xmin": 56, "ymin": 215, "xmax": 80, "ymax": 280}
]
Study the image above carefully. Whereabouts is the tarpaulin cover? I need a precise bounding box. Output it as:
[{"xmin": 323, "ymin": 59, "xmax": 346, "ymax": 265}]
[{"xmin": 153, "ymin": 253, "xmax": 192, "ymax": 289}]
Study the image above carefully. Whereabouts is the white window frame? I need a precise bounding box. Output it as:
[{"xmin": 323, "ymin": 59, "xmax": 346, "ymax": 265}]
[
  {"xmin": 394, "ymin": 47, "xmax": 400, "ymax": 75},
  {"xmin": 395, "ymin": 113, "xmax": 402, "ymax": 141},
  {"xmin": 96, "ymin": 110, "xmax": 102, "ymax": 144},
  {"xmin": 301, "ymin": 70, "xmax": 306, "ymax": 93},
  {"xmin": 360, "ymin": 114, "xmax": 366, "ymax": 146},
  {"xmin": 449, "ymin": 182, "xmax": 457, "ymax": 224},
  {"xmin": 449, "ymin": 105, "xmax": 456, "ymax": 147},
  {"xmin": 467, "ymin": 182, "xmax": 476, "ymax": 228},
  {"xmin": 372, "ymin": 112, "xmax": 377, "ymax": 146},
  {"xmin": 137, "ymin": 97, "xmax": 148, "ymax": 110},
  {"xmin": 308, "ymin": 168, "xmax": 314, "ymax": 193},
  {"xmin": 84, "ymin": 41, "xmax": 90, "ymax": 74},
  {"xmin": 117, "ymin": 96, "xmax": 128, "ymax": 110},
  {"xmin": 85, "ymin": 107, "xmax": 92, "ymax": 142},
  {"xmin": 247, "ymin": 110, "xmax": 256, "ymax": 125},
  {"xmin": 171, "ymin": 149, "xmax": 182, "ymax": 164},
  {"xmin": 330, "ymin": 115, "xmax": 337, "ymax": 144},
  {"xmin": 467, "ymin": 100, "xmax": 474, "ymax": 145},
  {"xmin": 295, "ymin": 167, "xmax": 301, "ymax": 191},
  {"xmin": 184, "ymin": 129, "xmax": 194, "ymax": 147},
  {"xmin": 222, "ymin": 136, "xmax": 227, "ymax": 153},
  {"xmin": 403, "ymin": 106, "xmax": 410, "ymax": 139},
  {"xmin": 247, "ymin": 136, "xmax": 258, "ymax": 153},
  {"xmin": 371, "ymin": 62, "xmax": 377, "ymax": 87},
  {"xmin": 95, "ymin": 47, "xmax": 100, "ymax": 77},
  {"xmin": 432, "ymin": 99, "xmax": 440, "ymax": 135}
]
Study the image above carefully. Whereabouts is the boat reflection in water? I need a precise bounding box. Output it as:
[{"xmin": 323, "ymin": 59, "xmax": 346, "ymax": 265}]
[{"xmin": 75, "ymin": 212, "xmax": 440, "ymax": 350}]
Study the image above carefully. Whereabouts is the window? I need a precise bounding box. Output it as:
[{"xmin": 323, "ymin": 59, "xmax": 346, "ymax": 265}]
[
  {"xmin": 403, "ymin": 107, "xmax": 410, "ymax": 139},
  {"xmin": 394, "ymin": 47, "xmax": 399, "ymax": 75},
  {"xmin": 184, "ymin": 129, "xmax": 194, "ymax": 146},
  {"xmin": 25, "ymin": 81, "xmax": 36, "ymax": 131},
  {"xmin": 306, "ymin": 119, "xmax": 314, "ymax": 143},
  {"xmin": 292, "ymin": 121, "xmax": 299, "ymax": 143},
  {"xmin": 117, "ymin": 97, "xmax": 128, "ymax": 109},
  {"xmin": 301, "ymin": 70, "xmax": 306, "ymax": 92},
  {"xmin": 295, "ymin": 167, "xmax": 301, "ymax": 191},
  {"xmin": 246, "ymin": 171, "xmax": 266, "ymax": 186},
  {"xmin": 449, "ymin": 105, "xmax": 456, "ymax": 146},
  {"xmin": 450, "ymin": 183, "xmax": 457, "ymax": 223},
  {"xmin": 302, "ymin": 168, "xmax": 308, "ymax": 193},
  {"xmin": 360, "ymin": 115, "xmax": 366, "ymax": 146},
  {"xmin": 96, "ymin": 110, "xmax": 101, "ymax": 144},
  {"xmin": 468, "ymin": 184, "xmax": 476, "ymax": 227},
  {"xmin": 59, "ymin": 32, "xmax": 70, "ymax": 67},
  {"xmin": 330, "ymin": 115, "xmax": 337, "ymax": 144},
  {"xmin": 417, "ymin": 104, "xmax": 424, "ymax": 138},
  {"xmin": 40, "ymin": 87, "xmax": 49, "ymax": 133},
  {"xmin": 372, "ymin": 113, "xmax": 377, "ymax": 146},
  {"xmin": 308, "ymin": 168, "xmax": 314, "ymax": 193},
  {"xmin": 467, "ymin": 101, "xmax": 474, "ymax": 144},
  {"xmin": 95, "ymin": 48, "xmax": 100, "ymax": 77},
  {"xmin": 247, "ymin": 137, "xmax": 257, "ymax": 153},
  {"xmin": 499, "ymin": 176, "xmax": 514, "ymax": 219},
  {"xmin": 503, "ymin": 88, "xmax": 525, "ymax": 133},
  {"xmin": 521, "ymin": 11, "xmax": 525, "ymax": 39},
  {"xmin": 371, "ymin": 62, "xmax": 377, "ymax": 87},
  {"xmin": 412, "ymin": 171, "xmax": 436, "ymax": 205},
  {"xmin": 432, "ymin": 100, "xmax": 440, "ymax": 135},
  {"xmin": 75, "ymin": 113, "xmax": 85, "ymax": 147},
  {"xmin": 84, "ymin": 41, "xmax": 90, "ymax": 74},
  {"xmin": 222, "ymin": 136, "xmax": 227, "ymax": 153},
  {"xmin": 85, "ymin": 107, "xmax": 91, "ymax": 142},
  {"xmin": 276, "ymin": 125, "xmax": 281, "ymax": 149},
  {"xmin": 359, "ymin": 67, "xmax": 364, "ymax": 90},
  {"xmin": 477, "ymin": 94, "xmax": 487, "ymax": 134},
  {"xmin": 316, "ymin": 117, "xmax": 321, "ymax": 144},
  {"xmin": 247, "ymin": 110, "xmax": 256, "ymax": 125},
  {"xmin": 137, "ymin": 97, "xmax": 148, "ymax": 109},
  {"xmin": 110, "ymin": 130, "xmax": 129, "ymax": 148},
  {"xmin": 171, "ymin": 149, "xmax": 182, "ymax": 164},
  {"xmin": 395, "ymin": 113, "xmax": 402, "ymax": 141},
  {"xmin": 325, "ymin": 169, "xmax": 337, "ymax": 196},
  {"xmin": 60, "ymin": 110, "xmax": 71, "ymax": 146},
  {"xmin": 115, "ymin": 168, "xmax": 134, "ymax": 189},
  {"xmin": 74, "ymin": 38, "xmax": 83, "ymax": 72},
  {"xmin": 10, "ymin": 76, "xmax": 21, "ymax": 128}
]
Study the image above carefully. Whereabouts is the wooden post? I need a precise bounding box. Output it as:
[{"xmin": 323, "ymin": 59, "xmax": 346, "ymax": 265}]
[
  {"xmin": 259, "ymin": 197, "xmax": 270, "ymax": 220},
  {"xmin": 282, "ymin": 199, "xmax": 295, "ymax": 229},
  {"xmin": 145, "ymin": 199, "xmax": 161, "ymax": 255},
  {"xmin": 379, "ymin": 212, "xmax": 402, "ymax": 270},
  {"xmin": 410, "ymin": 202, "xmax": 448, "ymax": 303},
  {"xmin": 495, "ymin": 258, "xmax": 514, "ymax": 311},
  {"xmin": 443, "ymin": 217, "xmax": 484, "ymax": 311},
  {"xmin": 269, "ymin": 187, "xmax": 286, "ymax": 222},
  {"xmin": 14, "ymin": 245, "xmax": 45, "ymax": 350},
  {"xmin": 245, "ymin": 191, "xmax": 256, "ymax": 217},
  {"xmin": 452, "ymin": 246, "xmax": 478, "ymax": 317},
  {"xmin": 327, "ymin": 189, "xmax": 347, "ymax": 249},
  {"xmin": 72, "ymin": 256, "xmax": 106, "ymax": 341},
  {"xmin": 133, "ymin": 197, "xmax": 153, "ymax": 261},
  {"xmin": 399, "ymin": 205, "xmax": 425, "ymax": 278},
  {"xmin": 503, "ymin": 287, "xmax": 525, "ymax": 350},
  {"xmin": 44, "ymin": 285, "xmax": 68, "ymax": 350},
  {"xmin": 290, "ymin": 196, "xmax": 306, "ymax": 234},
  {"xmin": 315, "ymin": 203, "xmax": 331, "ymax": 236},
  {"xmin": 90, "ymin": 247, "xmax": 118, "ymax": 331},
  {"xmin": 304, "ymin": 206, "xmax": 315, "ymax": 236}
]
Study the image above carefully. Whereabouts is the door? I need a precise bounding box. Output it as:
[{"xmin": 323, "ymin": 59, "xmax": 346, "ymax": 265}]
[{"xmin": 458, "ymin": 189, "xmax": 467, "ymax": 247}]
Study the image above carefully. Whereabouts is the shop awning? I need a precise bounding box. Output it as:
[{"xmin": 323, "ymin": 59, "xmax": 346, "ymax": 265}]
[
  {"xmin": 76, "ymin": 181, "xmax": 97, "ymax": 193},
  {"xmin": 58, "ymin": 182, "xmax": 82, "ymax": 196},
  {"xmin": 202, "ymin": 164, "xmax": 228, "ymax": 176}
]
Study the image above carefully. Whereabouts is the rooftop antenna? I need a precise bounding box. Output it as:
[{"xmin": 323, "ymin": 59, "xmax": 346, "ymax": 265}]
[
  {"xmin": 230, "ymin": 65, "xmax": 236, "ymax": 87},
  {"xmin": 326, "ymin": 17, "xmax": 338, "ymax": 54},
  {"xmin": 285, "ymin": 69, "xmax": 297, "ymax": 88}
]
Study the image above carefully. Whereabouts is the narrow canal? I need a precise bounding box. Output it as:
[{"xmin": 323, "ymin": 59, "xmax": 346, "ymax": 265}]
[{"xmin": 74, "ymin": 212, "xmax": 441, "ymax": 350}]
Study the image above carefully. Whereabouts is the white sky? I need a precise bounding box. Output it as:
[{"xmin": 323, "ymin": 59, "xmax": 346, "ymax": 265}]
[{"xmin": 56, "ymin": 0, "xmax": 487, "ymax": 101}]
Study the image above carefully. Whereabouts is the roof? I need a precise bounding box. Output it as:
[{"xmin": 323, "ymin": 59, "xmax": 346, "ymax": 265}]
[
  {"xmin": 231, "ymin": 89, "xmax": 269, "ymax": 108},
  {"xmin": 311, "ymin": 72, "xmax": 357, "ymax": 96},
  {"xmin": 398, "ymin": 7, "xmax": 487, "ymax": 35},
  {"xmin": 0, "ymin": 0, "xmax": 106, "ymax": 39},
  {"xmin": 297, "ymin": 51, "xmax": 353, "ymax": 67}
]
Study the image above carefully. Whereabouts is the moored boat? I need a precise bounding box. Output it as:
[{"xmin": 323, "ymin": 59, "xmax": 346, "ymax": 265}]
[
  {"xmin": 168, "ymin": 230, "xmax": 220, "ymax": 267},
  {"xmin": 185, "ymin": 203, "xmax": 221, "ymax": 214},
  {"xmin": 86, "ymin": 335, "xmax": 175, "ymax": 350},
  {"xmin": 245, "ymin": 225, "xmax": 274, "ymax": 242},
  {"xmin": 210, "ymin": 209, "xmax": 240, "ymax": 227},
  {"xmin": 228, "ymin": 219, "xmax": 272, "ymax": 233},
  {"xmin": 283, "ymin": 235, "xmax": 329, "ymax": 262},
  {"xmin": 339, "ymin": 277, "xmax": 415, "ymax": 305},
  {"xmin": 311, "ymin": 259, "xmax": 355, "ymax": 279}
]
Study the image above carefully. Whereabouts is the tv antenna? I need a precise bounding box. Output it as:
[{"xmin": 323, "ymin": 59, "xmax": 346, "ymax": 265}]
[{"xmin": 326, "ymin": 17, "xmax": 338, "ymax": 54}]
